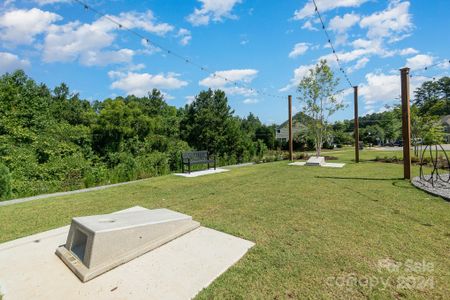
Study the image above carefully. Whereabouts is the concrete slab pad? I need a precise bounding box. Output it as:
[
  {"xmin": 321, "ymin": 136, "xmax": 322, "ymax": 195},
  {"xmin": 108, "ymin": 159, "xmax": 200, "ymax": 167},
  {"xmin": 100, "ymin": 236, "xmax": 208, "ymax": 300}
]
[
  {"xmin": 288, "ymin": 162, "xmax": 345, "ymax": 168},
  {"xmin": 0, "ymin": 210, "xmax": 254, "ymax": 300},
  {"xmin": 174, "ymin": 168, "xmax": 229, "ymax": 178},
  {"xmin": 288, "ymin": 162, "xmax": 306, "ymax": 166}
]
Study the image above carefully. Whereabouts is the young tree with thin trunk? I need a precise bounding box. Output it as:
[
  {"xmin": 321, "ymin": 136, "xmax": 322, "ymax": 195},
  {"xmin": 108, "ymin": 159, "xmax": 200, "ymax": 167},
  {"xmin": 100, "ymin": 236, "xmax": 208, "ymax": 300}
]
[{"xmin": 297, "ymin": 60, "xmax": 342, "ymax": 157}]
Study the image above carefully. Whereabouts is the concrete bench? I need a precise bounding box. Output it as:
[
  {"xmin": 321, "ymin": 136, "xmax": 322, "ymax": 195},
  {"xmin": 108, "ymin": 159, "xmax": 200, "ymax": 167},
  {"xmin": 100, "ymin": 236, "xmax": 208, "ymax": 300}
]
[{"xmin": 56, "ymin": 208, "xmax": 200, "ymax": 282}]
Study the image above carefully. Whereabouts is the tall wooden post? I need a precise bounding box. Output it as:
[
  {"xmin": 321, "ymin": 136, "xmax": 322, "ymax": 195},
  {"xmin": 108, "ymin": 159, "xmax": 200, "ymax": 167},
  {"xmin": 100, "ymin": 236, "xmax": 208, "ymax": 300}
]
[
  {"xmin": 400, "ymin": 68, "xmax": 412, "ymax": 180},
  {"xmin": 354, "ymin": 86, "xmax": 360, "ymax": 163},
  {"xmin": 288, "ymin": 95, "xmax": 293, "ymax": 161}
]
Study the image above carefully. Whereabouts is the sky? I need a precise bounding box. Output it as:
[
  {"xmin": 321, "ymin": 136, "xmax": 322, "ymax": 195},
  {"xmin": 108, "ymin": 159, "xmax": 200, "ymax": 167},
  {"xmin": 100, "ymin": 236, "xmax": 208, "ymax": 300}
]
[{"xmin": 0, "ymin": 0, "xmax": 449, "ymax": 124}]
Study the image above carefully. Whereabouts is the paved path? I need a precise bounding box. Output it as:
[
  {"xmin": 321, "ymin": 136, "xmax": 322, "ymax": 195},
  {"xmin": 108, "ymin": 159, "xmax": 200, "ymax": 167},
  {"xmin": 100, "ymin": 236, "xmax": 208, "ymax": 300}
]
[{"xmin": 0, "ymin": 179, "xmax": 148, "ymax": 207}]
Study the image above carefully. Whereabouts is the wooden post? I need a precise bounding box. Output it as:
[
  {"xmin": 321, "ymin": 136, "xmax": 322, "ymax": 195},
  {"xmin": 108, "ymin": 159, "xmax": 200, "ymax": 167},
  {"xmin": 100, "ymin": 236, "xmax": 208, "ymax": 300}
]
[
  {"xmin": 400, "ymin": 68, "xmax": 412, "ymax": 180},
  {"xmin": 288, "ymin": 95, "xmax": 293, "ymax": 161},
  {"xmin": 354, "ymin": 86, "xmax": 360, "ymax": 163}
]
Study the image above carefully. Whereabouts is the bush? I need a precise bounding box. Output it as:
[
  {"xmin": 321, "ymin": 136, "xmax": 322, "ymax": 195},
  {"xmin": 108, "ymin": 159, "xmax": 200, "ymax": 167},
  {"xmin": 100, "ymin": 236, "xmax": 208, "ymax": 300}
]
[
  {"xmin": 293, "ymin": 152, "xmax": 309, "ymax": 160},
  {"xmin": 111, "ymin": 154, "xmax": 138, "ymax": 183},
  {"xmin": 323, "ymin": 141, "xmax": 335, "ymax": 150},
  {"xmin": 0, "ymin": 163, "xmax": 12, "ymax": 200},
  {"xmin": 84, "ymin": 164, "xmax": 109, "ymax": 187},
  {"xmin": 135, "ymin": 152, "xmax": 169, "ymax": 178}
]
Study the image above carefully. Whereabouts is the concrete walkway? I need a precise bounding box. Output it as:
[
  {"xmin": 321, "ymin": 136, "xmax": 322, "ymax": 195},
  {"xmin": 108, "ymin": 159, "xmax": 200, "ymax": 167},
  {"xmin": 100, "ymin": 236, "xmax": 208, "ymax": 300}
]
[{"xmin": 0, "ymin": 179, "xmax": 148, "ymax": 207}]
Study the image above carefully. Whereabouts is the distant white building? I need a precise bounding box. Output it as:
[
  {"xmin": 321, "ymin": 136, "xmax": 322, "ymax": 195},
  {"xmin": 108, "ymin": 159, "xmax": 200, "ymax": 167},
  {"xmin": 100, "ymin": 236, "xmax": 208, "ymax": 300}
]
[{"xmin": 275, "ymin": 126, "xmax": 302, "ymax": 142}]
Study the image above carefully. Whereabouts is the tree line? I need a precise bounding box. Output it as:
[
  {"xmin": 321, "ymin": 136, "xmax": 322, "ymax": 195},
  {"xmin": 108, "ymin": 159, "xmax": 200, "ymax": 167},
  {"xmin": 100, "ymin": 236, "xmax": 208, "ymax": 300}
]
[{"xmin": 0, "ymin": 71, "xmax": 277, "ymax": 200}]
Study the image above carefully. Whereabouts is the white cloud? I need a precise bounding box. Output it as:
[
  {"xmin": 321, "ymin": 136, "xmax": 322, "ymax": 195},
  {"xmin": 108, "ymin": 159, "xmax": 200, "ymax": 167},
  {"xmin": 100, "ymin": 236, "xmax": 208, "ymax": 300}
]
[
  {"xmin": 43, "ymin": 21, "xmax": 115, "ymax": 63},
  {"xmin": 0, "ymin": 8, "xmax": 61, "ymax": 46},
  {"xmin": 360, "ymin": 73, "xmax": 398, "ymax": 107},
  {"xmin": 187, "ymin": 0, "xmax": 242, "ymax": 26},
  {"xmin": 406, "ymin": 54, "xmax": 434, "ymax": 71},
  {"xmin": 438, "ymin": 59, "xmax": 450, "ymax": 70},
  {"xmin": 126, "ymin": 63, "xmax": 146, "ymax": 72},
  {"xmin": 318, "ymin": 47, "xmax": 374, "ymax": 68},
  {"xmin": 318, "ymin": 37, "xmax": 399, "ymax": 72},
  {"xmin": 103, "ymin": 11, "xmax": 174, "ymax": 36},
  {"xmin": 43, "ymin": 10, "xmax": 172, "ymax": 66},
  {"xmin": 279, "ymin": 64, "xmax": 314, "ymax": 92},
  {"xmin": 289, "ymin": 42, "xmax": 309, "ymax": 58},
  {"xmin": 140, "ymin": 39, "xmax": 161, "ymax": 55},
  {"xmin": 199, "ymin": 69, "xmax": 258, "ymax": 96},
  {"xmin": 359, "ymin": 71, "xmax": 427, "ymax": 112},
  {"xmin": 294, "ymin": 0, "xmax": 368, "ymax": 20},
  {"xmin": 359, "ymin": 1, "xmax": 413, "ymax": 43},
  {"xmin": 243, "ymin": 98, "xmax": 259, "ymax": 104},
  {"xmin": 176, "ymin": 28, "xmax": 192, "ymax": 46},
  {"xmin": 109, "ymin": 71, "xmax": 188, "ymax": 97},
  {"xmin": 80, "ymin": 49, "xmax": 135, "ymax": 66},
  {"xmin": 399, "ymin": 48, "xmax": 418, "ymax": 56},
  {"xmin": 329, "ymin": 13, "xmax": 360, "ymax": 33},
  {"xmin": 328, "ymin": 13, "xmax": 360, "ymax": 46},
  {"xmin": 347, "ymin": 57, "xmax": 369, "ymax": 73},
  {"xmin": 0, "ymin": 52, "xmax": 30, "ymax": 74},
  {"xmin": 301, "ymin": 20, "xmax": 318, "ymax": 31}
]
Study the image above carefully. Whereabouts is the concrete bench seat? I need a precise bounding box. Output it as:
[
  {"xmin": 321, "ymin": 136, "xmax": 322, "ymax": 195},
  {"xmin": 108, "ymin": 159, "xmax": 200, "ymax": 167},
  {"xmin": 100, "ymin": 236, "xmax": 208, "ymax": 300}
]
[{"xmin": 56, "ymin": 208, "xmax": 200, "ymax": 282}]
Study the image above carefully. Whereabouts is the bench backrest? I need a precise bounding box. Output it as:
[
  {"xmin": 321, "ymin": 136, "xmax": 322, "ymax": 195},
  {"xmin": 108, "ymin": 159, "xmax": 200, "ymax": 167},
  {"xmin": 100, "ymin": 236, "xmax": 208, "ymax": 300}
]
[{"xmin": 182, "ymin": 151, "xmax": 209, "ymax": 162}]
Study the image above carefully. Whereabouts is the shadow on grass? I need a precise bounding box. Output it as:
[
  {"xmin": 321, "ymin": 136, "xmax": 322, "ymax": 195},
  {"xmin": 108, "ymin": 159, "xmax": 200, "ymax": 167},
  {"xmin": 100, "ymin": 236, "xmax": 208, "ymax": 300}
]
[
  {"xmin": 317, "ymin": 176, "xmax": 416, "ymax": 189},
  {"xmin": 391, "ymin": 180, "xmax": 416, "ymax": 189},
  {"xmin": 316, "ymin": 176, "xmax": 403, "ymax": 181}
]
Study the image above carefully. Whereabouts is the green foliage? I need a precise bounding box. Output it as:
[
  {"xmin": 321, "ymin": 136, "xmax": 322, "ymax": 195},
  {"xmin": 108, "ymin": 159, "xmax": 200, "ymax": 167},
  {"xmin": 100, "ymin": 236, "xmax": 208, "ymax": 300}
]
[
  {"xmin": 361, "ymin": 124, "xmax": 385, "ymax": 145},
  {"xmin": 181, "ymin": 89, "xmax": 231, "ymax": 155},
  {"xmin": 297, "ymin": 60, "xmax": 342, "ymax": 156},
  {"xmin": 422, "ymin": 118, "xmax": 445, "ymax": 145},
  {"xmin": 0, "ymin": 71, "xmax": 276, "ymax": 200},
  {"xmin": 414, "ymin": 77, "xmax": 450, "ymax": 116},
  {"xmin": 180, "ymin": 89, "xmax": 265, "ymax": 164},
  {"xmin": 0, "ymin": 163, "xmax": 11, "ymax": 199}
]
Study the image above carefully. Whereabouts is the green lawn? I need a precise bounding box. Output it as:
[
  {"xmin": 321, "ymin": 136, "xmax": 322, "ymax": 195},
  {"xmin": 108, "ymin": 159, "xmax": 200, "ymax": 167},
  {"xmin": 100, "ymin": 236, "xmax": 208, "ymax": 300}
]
[{"xmin": 1, "ymin": 150, "xmax": 449, "ymax": 299}]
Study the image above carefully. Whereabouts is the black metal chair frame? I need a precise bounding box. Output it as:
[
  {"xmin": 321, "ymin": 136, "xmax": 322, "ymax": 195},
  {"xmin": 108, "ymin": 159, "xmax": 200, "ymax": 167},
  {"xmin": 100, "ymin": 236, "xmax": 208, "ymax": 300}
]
[{"xmin": 181, "ymin": 151, "xmax": 216, "ymax": 174}]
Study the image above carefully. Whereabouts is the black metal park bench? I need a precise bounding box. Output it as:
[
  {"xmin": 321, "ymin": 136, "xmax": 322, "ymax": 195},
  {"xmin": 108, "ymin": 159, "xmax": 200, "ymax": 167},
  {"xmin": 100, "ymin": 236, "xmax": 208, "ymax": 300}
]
[{"xmin": 181, "ymin": 151, "xmax": 216, "ymax": 173}]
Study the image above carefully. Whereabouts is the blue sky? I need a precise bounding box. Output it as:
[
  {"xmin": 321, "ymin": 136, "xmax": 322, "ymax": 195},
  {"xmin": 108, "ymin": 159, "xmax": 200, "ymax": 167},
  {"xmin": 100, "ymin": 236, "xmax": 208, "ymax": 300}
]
[{"xmin": 1, "ymin": 0, "xmax": 449, "ymax": 124}]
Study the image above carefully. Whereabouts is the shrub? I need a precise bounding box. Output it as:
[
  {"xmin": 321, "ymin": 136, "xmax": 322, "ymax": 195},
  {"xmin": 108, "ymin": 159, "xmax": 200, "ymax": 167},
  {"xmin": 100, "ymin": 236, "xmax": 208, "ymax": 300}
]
[
  {"xmin": 295, "ymin": 152, "xmax": 309, "ymax": 160},
  {"xmin": 111, "ymin": 154, "xmax": 138, "ymax": 183},
  {"xmin": 135, "ymin": 152, "xmax": 169, "ymax": 178},
  {"xmin": 323, "ymin": 141, "xmax": 335, "ymax": 150},
  {"xmin": 166, "ymin": 140, "xmax": 190, "ymax": 171},
  {"xmin": 0, "ymin": 163, "xmax": 12, "ymax": 200},
  {"xmin": 84, "ymin": 164, "xmax": 109, "ymax": 187}
]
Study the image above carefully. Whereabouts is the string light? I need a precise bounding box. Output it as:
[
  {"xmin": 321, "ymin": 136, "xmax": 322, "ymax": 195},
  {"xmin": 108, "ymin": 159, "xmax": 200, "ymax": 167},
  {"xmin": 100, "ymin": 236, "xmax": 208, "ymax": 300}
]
[
  {"xmin": 312, "ymin": 0, "xmax": 354, "ymax": 89},
  {"xmin": 409, "ymin": 59, "xmax": 450, "ymax": 78},
  {"xmin": 72, "ymin": 0, "xmax": 286, "ymax": 100}
]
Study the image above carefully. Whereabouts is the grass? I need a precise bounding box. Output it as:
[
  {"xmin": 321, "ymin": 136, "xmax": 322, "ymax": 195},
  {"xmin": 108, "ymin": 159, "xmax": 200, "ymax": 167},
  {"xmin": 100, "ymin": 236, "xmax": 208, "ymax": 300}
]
[{"xmin": 1, "ymin": 150, "xmax": 449, "ymax": 299}]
